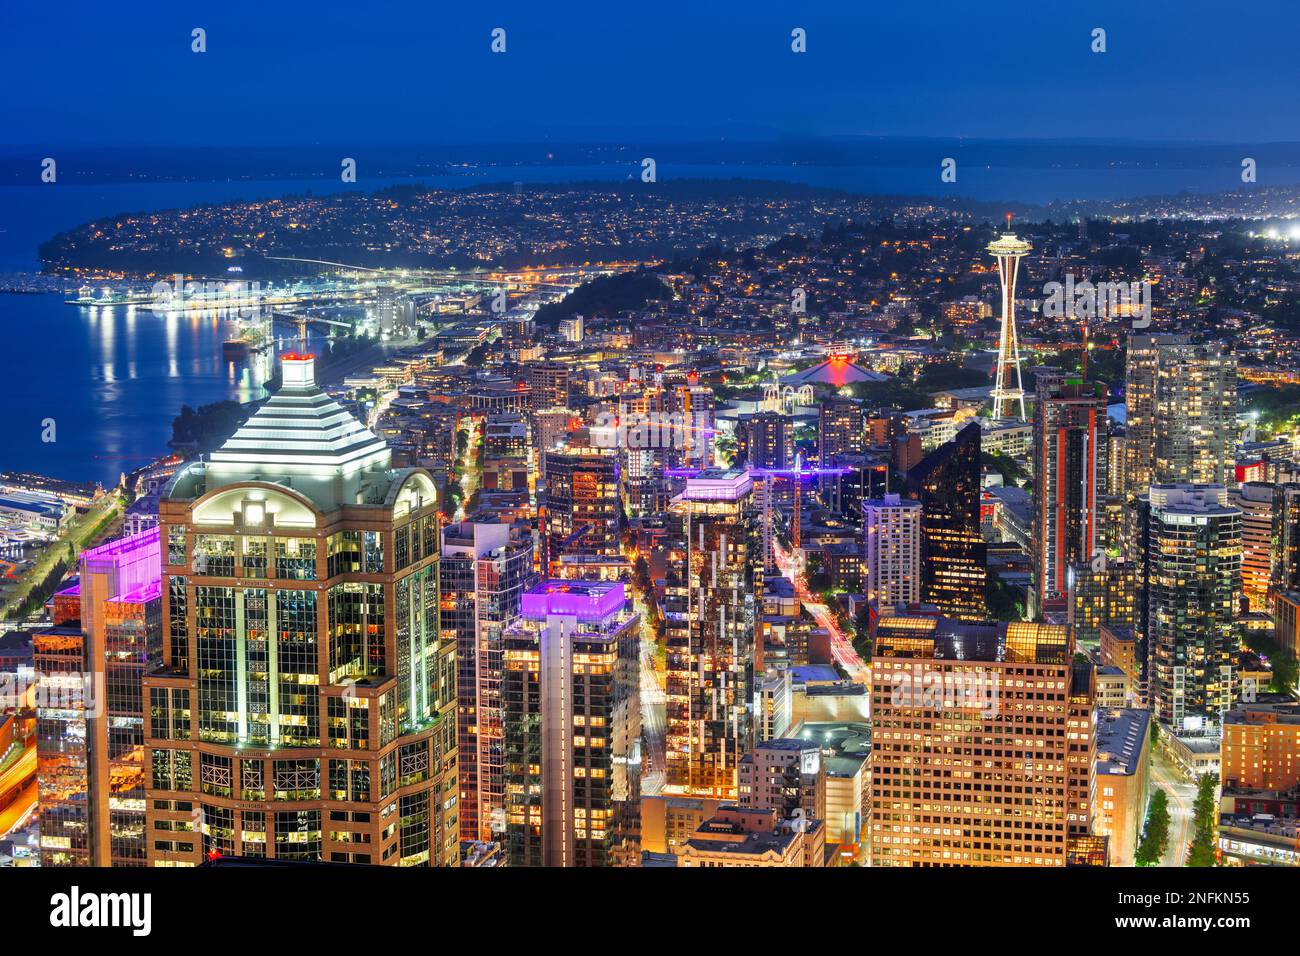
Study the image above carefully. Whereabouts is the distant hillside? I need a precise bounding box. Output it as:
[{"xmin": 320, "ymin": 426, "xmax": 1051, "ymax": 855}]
[{"xmin": 533, "ymin": 269, "xmax": 671, "ymax": 329}]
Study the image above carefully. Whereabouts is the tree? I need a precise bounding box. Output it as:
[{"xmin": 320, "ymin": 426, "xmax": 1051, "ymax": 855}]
[
  {"xmin": 1185, "ymin": 773, "xmax": 1220, "ymax": 867},
  {"xmin": 982, "ymin": 451, "xmax": 1026, "ymax": 488},
  {"xmin": 1135, "ymin": 789, "xmax": 1170, "ymax": 866}
]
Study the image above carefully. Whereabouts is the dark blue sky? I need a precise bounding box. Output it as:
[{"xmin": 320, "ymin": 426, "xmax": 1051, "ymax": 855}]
[{"xmin": 4, "ymin": 0, "xmax": 1298, "ymax": 148}]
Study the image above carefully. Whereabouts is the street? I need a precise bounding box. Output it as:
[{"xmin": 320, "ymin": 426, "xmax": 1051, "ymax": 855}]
[
  {"xmin": 1149, "ymin": 743, "xmax": 1197, "ymax": 867},
  {"xmin": 773, "ymin": 540, "xmax": 870, "ymax": 686}
]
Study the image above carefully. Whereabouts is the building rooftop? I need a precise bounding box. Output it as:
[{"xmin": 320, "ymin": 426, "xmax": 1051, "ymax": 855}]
[
  {"xmin": 1095, "ymin": 708, "xmax": 1150, "ymax": 777},
  {"xmin": 520, "ymin": 580, "xmax": 627, "ymax": 621},
  {"xmin": 169, "ymin": 354, "xmax": 402, "ymax": 512},
  {"xmin": 875, "ymin": 616, "xmax": 1072, "ymax": 665}
]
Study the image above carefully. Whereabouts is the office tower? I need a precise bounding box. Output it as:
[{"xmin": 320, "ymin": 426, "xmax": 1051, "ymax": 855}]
[
  {"xmin": 738, "ymin": 738, "xmax": 826, "ymax": 823},
  {"xmin": 527, "ymin": 361, "xmax": 571, "ymax": 409},
  {"xmin": 664, "ymin": 471, "xmax": 760, "ymax": 798},
  {"xmin": 1231, "ymin": 482, "xmax": 1275, "ymax": 612},
  {"xmin": 1140, "ymin": 484, "xmax": 1241, "ymax": 733},
  {"xmin": 818, "ymin": 397, "xmax": 864, "ymax": 464},
  {"xmin": 502, "ymin": 581, "xmax": 640, "ymax": 867},
  {"xmin": 863, "ymin": 493, "xmax": 922, "ymax": 609},
  {"xmin": 905, "ymin": 422, "xmax": 987, "ymax": 621},
  {"xmin": 988, "ymin": 231, "xmax": 1032, "ymax": 421},
  {"xmin": 145, "ymin": 354, "xmax": 457, "ymax": 866},
  {"xmin": 1123, "ymin": 335, "xmax": 1237, "ymax": 506},
  {"xmin": 440, "ymin": 521, "xmax": 534, "ymax": 842},
  {"xmin": 36, "ymin": 528, "xmax": 162, "ymax": 867},
  {"xmin": 1031, "ymin": 372, "xmax": 1108, "ymax": 617},
  {"xmin": 1273, "ymin": 483, "xmax": 1300, "ymax": 594},
  {"xmin": 870, "ymin": 616, "xmax": 1086, "ymax": 866},
  {"xmin": 541, "ymin": 447, "xmax": 620, "ymax": 572},
  {"xmin": 677, "ymin": 805, "xmax": 826, "ymax": 867},
  {"xmin": 1066, "ymin": 559, "xmax": 1136, "ymax": 646},
  {"xmin": 738, "ymin": 411, "xmax": 793, "ymax": 470}
]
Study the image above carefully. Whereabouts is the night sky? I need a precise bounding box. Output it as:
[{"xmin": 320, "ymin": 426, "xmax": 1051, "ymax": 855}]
[{"xmin": 2, "ymin": 0, "xmax": 1298, "ymax": 148}]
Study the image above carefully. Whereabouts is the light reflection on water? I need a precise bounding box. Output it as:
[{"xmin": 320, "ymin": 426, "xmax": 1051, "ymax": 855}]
[{"xmin": 0, "ymin": 293, "xmax": 322, "ymax": 485}]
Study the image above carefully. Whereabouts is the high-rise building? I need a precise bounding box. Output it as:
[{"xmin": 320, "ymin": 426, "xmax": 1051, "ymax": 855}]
[
  {"xmin": 1139, "ymin": 483, "xmax": 1241, "ymax": 733},
  {"xmin": 542, "ymin": 446, "xmax": 620, "ymax": 572},
  {"xmin": 870, "ymin": 616, "xmax": 1088, "ymax": 866},
  {"xmin": 905, "ymin": 422, "xmax": 987, "ymax": 621},
  {"xmin": 36, "ymin": 528, "xmax": 162, "ymax": 867},
  {"xmin": 863, "ymin": 493, "xmax": 921, "ymax": 610},
  {"xmin": 1066, "ymin": 559, "xmax": 1136, "ymax": 647},
  {"xmin": 502, "ymin": 580, "xmax": 640, "ymax": 867},
  {"xmin": 818, "ymin": 397, "xmax": 864, "ymax": 464},
  {"xmin": 738, "ymin": 412, "xmax": 793, "ymax": 470},
  {"xmin": 1123, "ymin": 336, "xmax": 1237, "ymax": 528},
  {"xmin": 1031, "ymin": 372, "xmax": 1107, "ymax": 617},
  {"xmin": 440, "ymin": 521, "xmax": 534, "ymax": 842},
  {"xmin": 145, "ymin": 354, "xmax": 457, "ymax": 866},
  {"xmin": 988, "ymin": 232, "xmax": 1032, "ymax": 421},
  {"xmin": 738, "ymin": 738, "xmax": 826, "ymax": 823},
  {"xmin": 527, "ymin": 361, "xmax": 571, "ymax": 409},
  {"xmin": 1231, "ymin": 481, "xmax": 1275, "ymax": 612},
  {"xmin": 670, "ymin": 382, "xmax": 716, "ymax": 471},
  {"xmin": 664, "ymin": 471, "xmax": 760, "ymax": 798},
  {"xmin": 1273, "ymin": 483, "xmax": 1300, "ymax": 595}
]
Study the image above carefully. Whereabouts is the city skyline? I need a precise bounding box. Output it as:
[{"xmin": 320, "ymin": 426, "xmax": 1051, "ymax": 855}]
[{"xmin": 1, "ymin": 2, "xmax": 1294, "ymax": 936}]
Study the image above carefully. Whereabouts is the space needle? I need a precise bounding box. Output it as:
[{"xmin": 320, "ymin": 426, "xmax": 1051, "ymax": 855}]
[{"xmin": 987, "ymin": 221, "xmax": 1032, "ymax": 422}]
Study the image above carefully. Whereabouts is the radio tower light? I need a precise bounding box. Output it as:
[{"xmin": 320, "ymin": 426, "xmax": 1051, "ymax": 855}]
[{"xmin": 988, "ymin": 220, "xmax": 1032, "ymax": 422}]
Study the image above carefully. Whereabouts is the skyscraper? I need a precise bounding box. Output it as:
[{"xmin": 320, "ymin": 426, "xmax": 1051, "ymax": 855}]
[
  {"xmin": 988, "ymin": 232, "xmax": 1032, "ymax": 422},
  {"xmin": 1140, "ymin": 484, "xmax": 1241, "ymax": 733},
  {"xmin": 1123, "ymin": 335, "xmax": 1237, "ymax": 504},
  {"xmin": 818, "ymin": 397, "xmax": 864, "ymax": 464},
  {"xmin": 36, "ymin": 528, "xmax": 162, "ymax": 867},
  {"xmin": 863, "ymin": 493, "xmax": 922, "ymax": 610},
  {"xmin": 542, "ymin": 447, "xmax": 620, "ymax": 573},
  {"xmin": 145, "ymin": 354, "xmax": 457, "ymax": 866},
  {"xmin": 738, "ymin": 411, "xmax": 793, "ymax": 470},
  {"xmin": 440, "ymin": 520, "xmax": 534, "ymax": 843},
  {"xmin": 665, "ymin": 471, "xmax": 760, "ymax": 798},
  {"xmin": 870, "ymin": 615, "xmax": 1088, "ymax": 866},
  {"xmin": 1031, "ymin": 372, "xmax": 1108, "ymax": 617},
  {"xmin": 502, "ymin": 580, "xmax": 640, "ymax": 866},
  {"xmin": 906, "ymin": 422, "xmax": 987, "ymax": 621}
]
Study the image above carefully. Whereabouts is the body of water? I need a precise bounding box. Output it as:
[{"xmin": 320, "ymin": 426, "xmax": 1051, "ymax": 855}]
[
  {"xmin": 0, "ymin": 293, "xmax": 318, "ymax": 484},
  {"xmin": 0, "ymin": 157, "xmax": 1284, "ymax": 483}
]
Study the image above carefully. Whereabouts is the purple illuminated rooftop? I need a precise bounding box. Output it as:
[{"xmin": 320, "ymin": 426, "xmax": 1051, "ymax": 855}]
[
  {"xmin": 79, "ymin": 527, "xmax": 162, "ymax": 602},
  {"xmin": 521, "ymin": 580, "xmax": 627, "ymax": 621}
]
